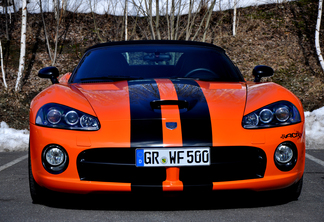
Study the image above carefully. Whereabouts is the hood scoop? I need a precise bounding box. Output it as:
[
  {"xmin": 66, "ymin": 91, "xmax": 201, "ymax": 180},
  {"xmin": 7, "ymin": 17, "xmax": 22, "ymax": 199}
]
[{"xmin": 150, "ymin": 100, "xmax": 189, "ymax": 112}]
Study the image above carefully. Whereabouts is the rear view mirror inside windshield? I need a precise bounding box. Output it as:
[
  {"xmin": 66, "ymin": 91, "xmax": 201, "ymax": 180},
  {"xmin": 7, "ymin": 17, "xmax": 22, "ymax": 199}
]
[{"xmin": 143, "ymin": 54, "xmax": 171, "ymax": 62}]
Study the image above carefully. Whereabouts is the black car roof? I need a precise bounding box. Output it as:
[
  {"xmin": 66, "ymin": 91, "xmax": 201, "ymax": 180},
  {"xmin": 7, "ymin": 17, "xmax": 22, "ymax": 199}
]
[{"xmin": 85, "ymin": 40, "xmax": 226, "ymax": 53}]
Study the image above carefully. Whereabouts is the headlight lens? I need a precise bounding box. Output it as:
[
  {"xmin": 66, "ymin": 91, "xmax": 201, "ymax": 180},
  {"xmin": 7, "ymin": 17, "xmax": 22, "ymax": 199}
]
[
  {"xmin": 259, "ymin": 109, "xmax": 273, "ymax": 123},
  {"xmin": 42, "ymin": 144, "xmax": 69, "ymax": 174},
  {"xmin": 275, "ymin": 105, "xmax": 290, "ymax": 122},
  {"xmin": 275, "ymin": 144, "xmax": 293, "ymax": 163},
  {"xmin": 242, "ymin": 101, "xmax": 301, "ymax": 129},
  {"xmin": 36, "ymin": 103, "xmax": 100, "ymax": 130},
  {"xmin": 47, "ymin": 108, "xmax": 62, "ymax": 124},
  {"xmin": 46, "ymin": 147, "xmax": 65, "ymax": 166},
  {"xmin": 65, "ymin": 111, "xmax": 79, "ymax": 125},
  {"xmin": 243, "ymin": 113, "xmax": 259, "ymax": 126},
  {"xmin": 274, "ymin": 142, "xmax": 297, "ymax": 171}
]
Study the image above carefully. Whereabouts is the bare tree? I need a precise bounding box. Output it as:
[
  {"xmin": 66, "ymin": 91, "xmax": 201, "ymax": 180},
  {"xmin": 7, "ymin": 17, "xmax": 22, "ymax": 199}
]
[
  {"xmin": 192, "ymin": 0, "xmax": 213, "ymax": 41},
  {"xmin": 52, "ymin": 0, "xmax": 60, "ymax": 66},
  {"xmin": 0, "ymin": 40, "xmax": 8, "ymax": 89},
  {"xmin": 166, "ymin": 0, "xmax": 170, "ymax": 39},
  {"xmin": 202, "ymin": 0, "xmax": 216, "ymax": 42},
  {"xmin": 39, "ymin": 0, "xmax": 53, "ymax": 62},
  {"xmin": 88, "ymin": 0, "xmax": 104, "ymax": 42},
  {"xmin": 233, "ymin": 0, "xmax": 237, "ymax": 36},
  {"xmin": 170, "ymin": 0, "xmax": 175, "ymax": 39},
  {"xmin": 174, "ymin": 0, "xmax": 183, "ymax": 40},
  {"xmin": 147, "ymin": 0, "xmax": 156, "ymax": 39},
  {"xmin": 130, "ymin": 0, "xmax": 152, "ymax": 40},
  {"xmin": 185, "ymin": 0, "xmax": 195, "ymax": 40},
  {"xmin": 4, "ymin": 0, "xmax": 10, "ymax": 40},
  {"xmin": 155, "ymin": 0, "xmax": 161, "ymax": 39},
  {"xmin": 15, "ymin": 0, "xmax": 27, "ymax": 92},
  {"xmin": 125, "ymin": 0, "xmax": 128, "ymax": 40},
  {"xmin": 316, "ymin": 0, "xmax": 324, "ymax": 72}
]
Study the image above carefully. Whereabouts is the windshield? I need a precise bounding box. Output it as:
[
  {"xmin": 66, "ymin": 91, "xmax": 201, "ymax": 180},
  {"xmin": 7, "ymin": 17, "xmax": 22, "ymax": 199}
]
[{"xmin": 71, "ymin": 44, "xmax": 243, "ymax": 83}]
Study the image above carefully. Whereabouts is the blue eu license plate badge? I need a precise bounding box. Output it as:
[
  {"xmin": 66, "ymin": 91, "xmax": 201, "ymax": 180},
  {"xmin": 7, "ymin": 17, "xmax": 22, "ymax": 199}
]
[{"xmin": 136, "ymin": 149, "xmax": 144, "ymax": 167}]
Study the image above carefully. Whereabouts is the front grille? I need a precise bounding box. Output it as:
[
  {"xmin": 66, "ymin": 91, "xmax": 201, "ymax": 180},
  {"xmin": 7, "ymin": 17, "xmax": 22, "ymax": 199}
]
[
  {"xmin": 180, "ymin": 147, "xmax": 266, "ymax": 189},
  {"xmin": 77, "ymin": 148, "xmax": 166, "ymax": 185},
  {"xmin": 77, "ymin": 146, "xmax": 266, "ymax": 187}
]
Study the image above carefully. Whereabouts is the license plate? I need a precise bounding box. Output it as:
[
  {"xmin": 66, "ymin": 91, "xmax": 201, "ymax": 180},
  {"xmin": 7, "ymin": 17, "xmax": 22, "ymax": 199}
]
[{"xmin": 135, "ymin": 147, "xmax": 210, "ymax": 167}]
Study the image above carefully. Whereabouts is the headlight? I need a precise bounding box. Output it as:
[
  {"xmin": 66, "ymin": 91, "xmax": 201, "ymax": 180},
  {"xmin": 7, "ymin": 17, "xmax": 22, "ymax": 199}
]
[
  {"xmin": 259, "ymin": 109, "xmax": 273, "ymax": 123},
  {"xmin": 46, "ymin": 147, "xmax": 65, "ymax": 166},
  {"xmin": 36, "ymin": 103, "xmax": 100, "ymax": 130},
  {"xmin": 275, "ymin": 105, "xmax": 290, "ymax": 122},
  {"xmin": 47, "ymin": 108, "xmax": 62, "ymax": 124},
  {"xmin": 275, "ymin": 144, "xmax": 293, "ymax": 163},
  {"xmin": 274, "ymin": 142, "xmax": 297, "ymax": 171},
  {"xmin": 242, "ymin": 101, "xmax": 301, "ymax": 129},
  {"xmin": 65, "ymin": 110, "xmax": 79, "ymax": 125},
  {"xmin": 42, "ymin": 144, "xmax": 69, "ymax": 174}
]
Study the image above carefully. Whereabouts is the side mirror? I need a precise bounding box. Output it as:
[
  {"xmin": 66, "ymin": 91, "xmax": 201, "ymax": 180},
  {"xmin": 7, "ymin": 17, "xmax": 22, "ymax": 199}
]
[
  {"xmin": 252, "ymin": 65, "xmax": 274, "ymax": 82},
  {"xmin": 38, "ymin": 67, "xmax": 59, "ymax": 84}
]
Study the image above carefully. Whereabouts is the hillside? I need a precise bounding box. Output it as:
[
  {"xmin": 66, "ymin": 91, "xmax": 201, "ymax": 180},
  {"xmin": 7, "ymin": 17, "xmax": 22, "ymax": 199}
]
[{"xmin": 0, "ymin": 0, "xmax": 323, "ymax": 130}]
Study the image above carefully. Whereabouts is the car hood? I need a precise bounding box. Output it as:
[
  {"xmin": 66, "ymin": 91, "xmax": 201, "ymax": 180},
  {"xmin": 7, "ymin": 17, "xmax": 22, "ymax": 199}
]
[{"xmin": 74, "ymin": 79, "xmax": 246, "ymax": 147}]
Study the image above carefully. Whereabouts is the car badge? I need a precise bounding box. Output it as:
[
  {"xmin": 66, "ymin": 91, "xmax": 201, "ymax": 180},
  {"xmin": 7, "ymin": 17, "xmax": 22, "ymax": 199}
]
[{"xmin": 166, "ymin": 122, "xmax": 177, "ymax": 130}]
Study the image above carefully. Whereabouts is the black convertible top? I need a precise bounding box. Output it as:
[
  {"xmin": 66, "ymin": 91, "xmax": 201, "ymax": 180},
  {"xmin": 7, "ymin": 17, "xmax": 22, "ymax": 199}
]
[{"xmin": 85, "ymin": 40, "xmax": 226, "ymax": 53}]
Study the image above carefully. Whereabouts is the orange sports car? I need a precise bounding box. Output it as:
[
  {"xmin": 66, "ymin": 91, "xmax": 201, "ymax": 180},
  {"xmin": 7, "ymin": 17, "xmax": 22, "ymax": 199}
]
[{"xmin": 29, "ymin": 40, "xmax": 305, "ymax": 203}]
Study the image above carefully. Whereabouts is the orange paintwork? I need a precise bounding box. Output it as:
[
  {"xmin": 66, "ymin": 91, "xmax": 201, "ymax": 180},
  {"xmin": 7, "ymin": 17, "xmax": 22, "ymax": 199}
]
[
  {"xmin": 163, "ymin": 168, "xmax": 183, "ymax": 191},
  {"xmin": 30, "ymin": 77, "xmax": 305, "ymax": 194}
]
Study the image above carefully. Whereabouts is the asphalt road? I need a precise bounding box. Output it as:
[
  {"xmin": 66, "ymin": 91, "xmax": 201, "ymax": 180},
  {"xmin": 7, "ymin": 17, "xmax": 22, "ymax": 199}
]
[{"xmin": 0, "ymin": 150, "xmax": 323, "ymax": 222}]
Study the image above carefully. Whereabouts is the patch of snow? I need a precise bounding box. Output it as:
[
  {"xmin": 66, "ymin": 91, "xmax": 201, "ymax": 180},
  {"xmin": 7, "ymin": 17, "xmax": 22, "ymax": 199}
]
[
  {"xmin": 305, "ymin": 107, "xmax": 324, "ymax": 149},
  {"xmin": 0, "ymin": 121, "xmax": 29, "ymax": 152}
]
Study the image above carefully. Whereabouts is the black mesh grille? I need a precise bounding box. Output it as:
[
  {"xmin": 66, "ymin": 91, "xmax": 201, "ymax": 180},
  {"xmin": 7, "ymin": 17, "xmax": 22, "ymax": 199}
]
[
  {"xmin": 180, "ymin": 147, "xmax": 267, "ymax": 189},
  {"xmin": 77, "ymin": 148, "xmax": 166, "ymax": 185},
  {"xmin": 76, "ymin": 147, "xmax": 266, "ymax": 187}
]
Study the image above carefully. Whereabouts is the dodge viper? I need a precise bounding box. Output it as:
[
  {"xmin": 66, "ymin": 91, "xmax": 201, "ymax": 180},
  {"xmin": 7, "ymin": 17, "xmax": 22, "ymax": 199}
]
[{"xmin": 29, "ymin": 40, "xmax": 305, "ymax": 203}]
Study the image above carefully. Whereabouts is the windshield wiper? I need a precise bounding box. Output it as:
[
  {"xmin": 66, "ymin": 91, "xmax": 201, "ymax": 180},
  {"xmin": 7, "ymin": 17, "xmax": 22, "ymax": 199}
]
[{"xmin": 80, "ymin": 76, "xmax": 143, "ymax": 82}]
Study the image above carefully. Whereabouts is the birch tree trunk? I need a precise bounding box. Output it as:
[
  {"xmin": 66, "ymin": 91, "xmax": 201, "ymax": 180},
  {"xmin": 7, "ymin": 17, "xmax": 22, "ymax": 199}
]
[
  {"xmin": 174, "ymin": 0, "xmax": 182, "ymax": 40},
  {"xmin": 54, "ymin": 0, "xmax": 59, "ymax": 20},
  {"xmin": 185, "ymin": 0, "xmax": 194, "ymax": 40},
  {"xmin": 15, "ymin": 0, "xmax": 27, "ymax": 92},
  {"xmin": 148, "ymin": 0, "xmax": 156, "ymax": 39},
  {"xmin": 316, "ymin": 0, "xmax": 324, "ymax": 72},
  {"xmin": 125, "ymin": 0, "xmax": 128, "ymax": 40},
  {"xmin": 0, "ymin": 40, "xmax": 8, "ymax": 89},
  {"xmin": 156, "ymin": 0, "xmax": 161, "ymax": 40},
  {"xmin": 39, "ymin": 0, "xmax": 53, "ymax": 62},
  {"xmin": 233, "ymin": 0, "xmax": 237, "ymax": 36},
  {"xmin": 52, "ymin": 0, "xmax": 60, "ymax": 66},
  {"xmin": 170, "ymin": 0, "xmax": 175, "ymax": 40},
  {"xmin": 166, "ymin": 0, "xmax": 170, "ymax": 39}
]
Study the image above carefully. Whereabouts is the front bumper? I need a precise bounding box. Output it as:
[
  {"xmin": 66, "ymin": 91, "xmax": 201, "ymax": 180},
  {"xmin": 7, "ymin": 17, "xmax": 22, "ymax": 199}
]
[{"xmin": 29, "ymin": 123, "xmax": 305, "ymax": 194}]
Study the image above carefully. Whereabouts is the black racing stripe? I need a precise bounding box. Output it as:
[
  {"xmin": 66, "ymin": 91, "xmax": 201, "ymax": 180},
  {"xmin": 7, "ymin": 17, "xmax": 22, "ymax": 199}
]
[
  {"xmin": 128, "ymin": 80, "xmax": 163, "ymax": 147},
  {"xmin": 171, "ymin": 79, "xmax": 213, "ymax": 147}
]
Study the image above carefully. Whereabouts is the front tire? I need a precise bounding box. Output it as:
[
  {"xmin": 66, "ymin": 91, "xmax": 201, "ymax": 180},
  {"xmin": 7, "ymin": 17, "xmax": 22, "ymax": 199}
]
[
  {"xmin": 284, "ymin": 176, "xmax": 303, "ymax": 200},
  {"xmin": 28, "ymin": 148, "xmax": 48, "ymax": 204}
]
